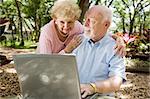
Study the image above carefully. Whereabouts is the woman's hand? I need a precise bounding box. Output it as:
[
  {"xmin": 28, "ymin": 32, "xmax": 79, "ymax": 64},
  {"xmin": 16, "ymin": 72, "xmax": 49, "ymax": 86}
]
[
  {"xmin": 64, "ymin": 35, "xmax": 83, "ymax": 53},
  {"xmin": 112, "ymin": 34, "xmax": 126, "ymax": 57}
]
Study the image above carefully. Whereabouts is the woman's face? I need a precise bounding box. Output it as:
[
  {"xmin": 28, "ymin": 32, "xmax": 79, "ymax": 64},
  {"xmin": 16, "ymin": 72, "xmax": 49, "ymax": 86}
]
[{"xmin": 55, "ymin": 17, "xmax": 75, "ymax": 34}]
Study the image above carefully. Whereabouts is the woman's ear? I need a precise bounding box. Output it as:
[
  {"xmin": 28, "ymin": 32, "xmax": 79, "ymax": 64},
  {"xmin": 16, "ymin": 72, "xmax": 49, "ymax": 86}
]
[
  {"xmin": 54, "ymin": 18, "xmax": 57, "ymax": 24},
  {"xmin": 55, "ymin": 21, "xmax": 57, "ymax": 24}
]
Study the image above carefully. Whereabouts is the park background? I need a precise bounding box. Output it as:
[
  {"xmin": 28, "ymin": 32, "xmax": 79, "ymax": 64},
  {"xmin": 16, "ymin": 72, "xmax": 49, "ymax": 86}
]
[{"xmin": 0, "ymin": 0, "xmax": 150, "ymax": 99}]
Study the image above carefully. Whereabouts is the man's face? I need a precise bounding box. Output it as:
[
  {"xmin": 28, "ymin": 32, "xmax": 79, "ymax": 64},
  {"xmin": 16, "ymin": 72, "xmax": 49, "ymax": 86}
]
[
  {"xmin": 55, "ymin": 17, "xmax": 75, "ymax": 34},
  {"xmin": 84, "ymin": 13, "xmax": 105, "ymax": 41}
]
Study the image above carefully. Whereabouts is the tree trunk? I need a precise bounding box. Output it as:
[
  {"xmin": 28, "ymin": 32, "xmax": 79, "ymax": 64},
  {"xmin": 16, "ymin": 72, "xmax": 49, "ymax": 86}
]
[
  {"xmin": 108, "ymin": 0, "xmax": 114, "ymax": 7},
  {"xmin": 15, "ymin": 0, "xmax": 24, "ymax": 46},
  {"xmin": 142, "ymin": 13, "xmax": 146, "ymax": 35},
  {"xmin": 122, "ymin": 17, "xmax": 126, "ymax": 33},
  {"xmin": 0, "ymin": 0, "xmax": 3, "ymax": 3},
  {"xmin": 9, "ymin": 17, "xmax": 16, "ymax": 46},
  {"xmin": 129, "ymin": 16, "xmax": 135, "ymax": 35},
  {"xmin": 95, "ymin": 0, "xmax": 100, "ymax": 5},
  {"xmin": 79, "ymin": 0, "xmax": 90, "ymax": 23},
  {"xmin": 36, "ymin": 16, "xmax": 41, "ymax": 42}
]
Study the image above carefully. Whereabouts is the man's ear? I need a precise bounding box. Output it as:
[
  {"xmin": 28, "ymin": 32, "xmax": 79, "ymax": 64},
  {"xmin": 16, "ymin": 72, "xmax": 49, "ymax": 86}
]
[
  {"xmin": 85, "ymin": 18, "xmax": 90, "ymax": 27},
  {"xmin": 105, "ymin": 21, "xmax": 110, "ymax": 28}
]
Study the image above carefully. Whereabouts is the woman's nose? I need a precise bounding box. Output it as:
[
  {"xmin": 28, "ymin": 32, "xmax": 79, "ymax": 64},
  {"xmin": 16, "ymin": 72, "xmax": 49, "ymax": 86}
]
[{"xmin": 64, "ymin": 22, "xmax": 69, "ymax": 28}]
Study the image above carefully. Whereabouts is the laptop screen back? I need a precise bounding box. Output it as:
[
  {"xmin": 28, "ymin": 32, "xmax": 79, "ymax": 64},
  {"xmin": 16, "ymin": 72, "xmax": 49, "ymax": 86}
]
[{"xmin": 13, "ymin": 54, "xmax": 81, "ymax": 99}]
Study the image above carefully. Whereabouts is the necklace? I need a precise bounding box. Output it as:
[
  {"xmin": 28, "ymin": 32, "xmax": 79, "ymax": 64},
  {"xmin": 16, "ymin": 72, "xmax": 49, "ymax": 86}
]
[
  {"xmin": 55, "ymin": 23, "xmax": 69, "ymax": 42},
  {"xmin": 59, "ymin": 30, "xmax": 69, "ymax": 38}
]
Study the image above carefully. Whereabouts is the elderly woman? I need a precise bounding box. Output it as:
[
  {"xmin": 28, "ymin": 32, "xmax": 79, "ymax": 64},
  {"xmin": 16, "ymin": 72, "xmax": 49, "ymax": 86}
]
[{"xmin": 37, "ymin": 0, "xmax": 126, "ymax": 56}]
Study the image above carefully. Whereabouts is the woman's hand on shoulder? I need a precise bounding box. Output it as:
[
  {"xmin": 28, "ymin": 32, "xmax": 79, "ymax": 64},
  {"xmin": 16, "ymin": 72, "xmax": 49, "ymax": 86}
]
[
  {"xmin": 64, "ymin": 35, "xmax": 83, "ymax": 53},
  {"xmin": 112, "ymin": 34, "xmax": 126, "ymax": 57}
]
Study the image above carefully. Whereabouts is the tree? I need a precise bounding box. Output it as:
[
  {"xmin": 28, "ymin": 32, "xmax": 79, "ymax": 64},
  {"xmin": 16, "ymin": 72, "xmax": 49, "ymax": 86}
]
[
  {"xmin": 113, "ymin": 0, "xmax": 150, "ymax": 35},
  {"xmin": 15, "ymin": 0, "xmax": 24, "ymax": 46},
  {"xmin": 22, "ymin": 0, "xmax": 54, "ymax": 42},
  {"xmin": 78, "ymin": 0, "xmax": 115, "ymax": 22},
  {"xmin": 78, "ymin": 0, "xmax": 90, "ymax": 22},
  {"xmin": 0, "ymin": 0, "xmax": 18, "ymax": 46}
]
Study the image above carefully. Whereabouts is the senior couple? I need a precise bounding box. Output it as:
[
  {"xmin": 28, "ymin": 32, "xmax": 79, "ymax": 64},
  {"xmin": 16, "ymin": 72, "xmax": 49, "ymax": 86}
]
[{"xmin": 37, "ymin": 0, "xmax": 126, "ymax": 98}]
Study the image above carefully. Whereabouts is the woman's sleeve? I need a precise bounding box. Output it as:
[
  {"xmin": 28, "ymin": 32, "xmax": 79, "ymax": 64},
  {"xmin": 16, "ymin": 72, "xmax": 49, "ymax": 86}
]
[{"xmin": 36, "ymin": 28, "xmax": 52, "ymax": 54}]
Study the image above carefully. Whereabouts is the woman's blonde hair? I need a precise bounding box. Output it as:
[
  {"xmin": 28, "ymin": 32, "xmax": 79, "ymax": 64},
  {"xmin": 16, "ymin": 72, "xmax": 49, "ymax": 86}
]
[{"xmin": 50, "ymin": 0, "xmax": 81, "ymax": 20}]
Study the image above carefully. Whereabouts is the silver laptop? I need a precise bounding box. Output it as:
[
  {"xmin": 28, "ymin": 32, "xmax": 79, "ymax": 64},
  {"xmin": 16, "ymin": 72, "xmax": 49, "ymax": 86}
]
[{"xmin": 13, "ymin": 54, "xmax": 81, "ymax": 99}]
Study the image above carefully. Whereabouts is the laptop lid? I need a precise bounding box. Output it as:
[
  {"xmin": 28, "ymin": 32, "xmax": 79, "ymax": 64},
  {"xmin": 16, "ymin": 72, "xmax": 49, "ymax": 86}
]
[{"xmin": 13, "ymin": 54, "xmax": 81, "ymax": 99}]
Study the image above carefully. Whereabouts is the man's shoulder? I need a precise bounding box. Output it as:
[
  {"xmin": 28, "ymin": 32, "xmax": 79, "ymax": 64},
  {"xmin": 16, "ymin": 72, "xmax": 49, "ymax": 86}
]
[
  {"xmin": 75, "ymin": 37, "xmax": 88, "ymax": 49},
  {"xmin": 104, "ymin": 35, "xmax": 116, "ymax": 46},
  {"xmin": 82, "ymin": 36, "xmax": 90, "ymax": 43}
]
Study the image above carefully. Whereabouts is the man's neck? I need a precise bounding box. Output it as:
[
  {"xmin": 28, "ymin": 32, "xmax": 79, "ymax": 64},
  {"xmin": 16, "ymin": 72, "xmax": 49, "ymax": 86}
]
[{"xmin": 91, "ymin": 34, "xmax": 105, "ymax": 43}]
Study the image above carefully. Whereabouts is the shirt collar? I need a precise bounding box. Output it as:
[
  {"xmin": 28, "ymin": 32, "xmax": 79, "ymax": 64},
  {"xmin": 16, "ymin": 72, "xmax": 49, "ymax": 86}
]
[{"xmin": 87, "ymin": 34, "xmax": 109, "ymax": 45}]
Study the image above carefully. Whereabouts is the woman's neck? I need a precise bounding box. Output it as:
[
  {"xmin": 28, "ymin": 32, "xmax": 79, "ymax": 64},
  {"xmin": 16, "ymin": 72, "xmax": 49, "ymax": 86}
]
[{"xmin": 55, "ymin": 23, "xmax": 68, "ymax": 42}]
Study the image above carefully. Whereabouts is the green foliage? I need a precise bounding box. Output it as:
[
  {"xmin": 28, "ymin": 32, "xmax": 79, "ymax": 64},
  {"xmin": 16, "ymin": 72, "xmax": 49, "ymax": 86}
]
[
  {"xmin": 22, "ymin": 0, "xmax": 41, "ymax": 18},
  {"xmin": 125, "ymin": 58, "xmax": 150, "ymax": 68},
  {"xmin": 138, "ymin": 43, "xmax": 150, "ymax": 53},
  {"xmin": 0, "ymin": 0, "xmax": 17, "ymax": 18},
  {"xmin": 112, "ymin": 0, "xmax": 150, "ymax": 33},
  {"xmin": 125, "ymin": 58, "xmax": 150, "ymax": 73},
  {"xmin": 0, "ymin": 39, "xmax": 37, "ymax": 49},
  {"xmin": 22, "ymin": 0, "xmax": 54, "ymax": 26}
]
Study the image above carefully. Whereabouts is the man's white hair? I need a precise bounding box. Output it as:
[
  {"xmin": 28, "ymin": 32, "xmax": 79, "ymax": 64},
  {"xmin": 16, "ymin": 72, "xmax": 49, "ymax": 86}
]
[{"xmin": 85, "ymin": 5, "xmax": 112, "ymax": 23}]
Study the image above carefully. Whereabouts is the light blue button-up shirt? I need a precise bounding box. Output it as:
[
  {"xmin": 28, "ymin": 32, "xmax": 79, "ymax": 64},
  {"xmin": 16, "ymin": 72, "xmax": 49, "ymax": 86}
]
[{"xmin": 73, "ymin": 34, "xmax": 126, "ymax": 84}]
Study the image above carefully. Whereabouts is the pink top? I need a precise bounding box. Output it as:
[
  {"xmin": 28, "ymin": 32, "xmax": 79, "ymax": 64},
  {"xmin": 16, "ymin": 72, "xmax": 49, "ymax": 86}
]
[{"xmin": 37, "ymin": 20, "xmax": 83, "ymax": 54}]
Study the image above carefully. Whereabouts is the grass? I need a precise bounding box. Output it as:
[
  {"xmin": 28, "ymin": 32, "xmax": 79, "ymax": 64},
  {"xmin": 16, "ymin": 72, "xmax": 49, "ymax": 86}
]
[{"xmin": 0, "ymin": 40, "xmax": 37, "ymax": 49}]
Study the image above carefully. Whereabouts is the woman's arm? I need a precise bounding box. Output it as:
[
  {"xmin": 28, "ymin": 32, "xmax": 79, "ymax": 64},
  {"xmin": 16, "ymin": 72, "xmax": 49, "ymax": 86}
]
[{"xmin": 111, "ymin": 34, "xmax": 126, "ymax": 57}]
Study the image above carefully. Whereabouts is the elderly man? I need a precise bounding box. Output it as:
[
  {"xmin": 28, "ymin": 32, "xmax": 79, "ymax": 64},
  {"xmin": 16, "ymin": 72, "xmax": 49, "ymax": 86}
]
[{"xmin": 72, "ymin": 5, "xmax": 126, "ymax": 99}]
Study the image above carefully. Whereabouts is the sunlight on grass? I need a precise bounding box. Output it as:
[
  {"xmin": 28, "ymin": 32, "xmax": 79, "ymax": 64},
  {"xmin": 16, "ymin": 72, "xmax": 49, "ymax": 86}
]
[
  {"xmin": 119, "ymin": 94, "xmax": 130, "ymax": 99},
  {"xmin": 5, "ymin": 68, "xmax": 17, "ymax": 73},
  {"xmin": 125, "ymin": 58, "xmax": 135, "ymax": 68},
  {"xmin": 121, "ymin": 83, "xmax": 133, "ymax": 88},
  {"xmin": 0, "ymin": 40, "xmax": 37, "ymax": 49}
]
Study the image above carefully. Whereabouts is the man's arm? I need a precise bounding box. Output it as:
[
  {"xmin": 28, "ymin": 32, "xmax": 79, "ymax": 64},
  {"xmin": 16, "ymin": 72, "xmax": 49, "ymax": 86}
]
[
  {"xmin": 95, "ymin": 76, "xmax": 122, "ymax": 93},
  {"xmin": 80, "ymin": 76, "xmax": 123, "ymax": 98}
]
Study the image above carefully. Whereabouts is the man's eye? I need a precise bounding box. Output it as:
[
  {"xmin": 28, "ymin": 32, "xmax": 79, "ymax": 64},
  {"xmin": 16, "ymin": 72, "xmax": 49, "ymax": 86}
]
[
  {"xmin": 60, "ymin": 21, "xmax": 65, "ymax": 24},
  {"xmin": 68, "ymin": 21, "xmax": 74, "ymax": 24},
  {"xmin": 91, "ymin": 21, "xmax": 96, "ymax": 25}
]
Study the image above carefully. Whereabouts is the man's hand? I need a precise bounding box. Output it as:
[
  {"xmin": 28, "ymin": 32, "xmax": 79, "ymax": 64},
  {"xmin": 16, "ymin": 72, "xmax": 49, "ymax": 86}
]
[
  {"xmin": 64, "ymin": 35, "xmax": 82, "ymax": 53},
  {"xmin": 80, "ymin": 84, "xmax": 95, "ymax": 98},
  {"xmin": 112, "ymin": 34, "xmax": 126, "ymax": 57}
]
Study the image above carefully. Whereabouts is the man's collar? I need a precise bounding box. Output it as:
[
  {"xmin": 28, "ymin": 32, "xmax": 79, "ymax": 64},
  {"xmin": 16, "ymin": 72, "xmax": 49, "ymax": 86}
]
[{"xmin": 87, "ymin": 34, "xmax": 109, "ymax": 45}]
